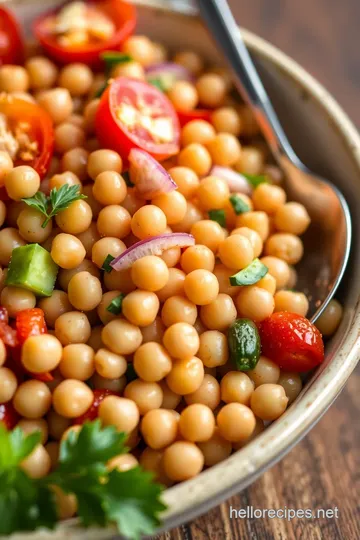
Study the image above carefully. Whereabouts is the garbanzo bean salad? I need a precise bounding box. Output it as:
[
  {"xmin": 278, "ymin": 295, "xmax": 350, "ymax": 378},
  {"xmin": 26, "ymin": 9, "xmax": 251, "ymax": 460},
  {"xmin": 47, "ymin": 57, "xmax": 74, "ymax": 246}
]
[{"xmin": 0, "ymin": 1, "xmax": 343, "ymax": 537}]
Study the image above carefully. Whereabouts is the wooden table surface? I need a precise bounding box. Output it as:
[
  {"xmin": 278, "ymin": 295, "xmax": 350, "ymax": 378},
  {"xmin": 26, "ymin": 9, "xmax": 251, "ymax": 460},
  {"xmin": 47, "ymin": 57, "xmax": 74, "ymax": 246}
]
[{"xmin": 159, "ymin": 1, "xmax": 360, "ymax": 538}]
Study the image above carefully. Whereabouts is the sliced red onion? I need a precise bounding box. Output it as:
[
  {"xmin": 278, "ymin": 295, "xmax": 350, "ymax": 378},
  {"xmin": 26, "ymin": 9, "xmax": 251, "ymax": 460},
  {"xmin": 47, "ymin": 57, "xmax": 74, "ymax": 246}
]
[
  {"xmin": 129, "ymin": 149, "xmax": 177, "ymax": 199},
  {"xmin": 111, "ymin": 233, "xmax": 195, "ymax": 271},
  {"xmin": 145, "ymin": 62, "xmax": 194, "ymax": 89},
  {"xmin": 211, "ymin": 166, "xmax": 253, "ymax": 195}
]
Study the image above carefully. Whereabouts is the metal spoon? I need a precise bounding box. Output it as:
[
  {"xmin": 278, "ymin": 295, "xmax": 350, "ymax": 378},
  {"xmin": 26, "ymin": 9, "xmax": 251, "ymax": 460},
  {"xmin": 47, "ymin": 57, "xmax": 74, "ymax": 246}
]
[{"xmin": 196, "ymin": 0, "xmax": 351, "ymax": 322}]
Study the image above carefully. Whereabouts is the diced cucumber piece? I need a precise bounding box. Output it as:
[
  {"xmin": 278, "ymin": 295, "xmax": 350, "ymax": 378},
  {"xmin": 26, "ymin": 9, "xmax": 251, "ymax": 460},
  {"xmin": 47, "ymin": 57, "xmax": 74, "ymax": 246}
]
[{"xmin": 6, "ymin": 244, "xmax": 58, "ymax": 297}]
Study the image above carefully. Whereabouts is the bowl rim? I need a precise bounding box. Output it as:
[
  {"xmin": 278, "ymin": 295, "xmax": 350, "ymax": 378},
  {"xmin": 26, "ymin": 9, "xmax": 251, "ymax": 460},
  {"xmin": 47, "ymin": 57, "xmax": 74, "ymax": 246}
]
[{"xmin": 7, "ymin": 1, "xmax": 360, "ymax": 539}]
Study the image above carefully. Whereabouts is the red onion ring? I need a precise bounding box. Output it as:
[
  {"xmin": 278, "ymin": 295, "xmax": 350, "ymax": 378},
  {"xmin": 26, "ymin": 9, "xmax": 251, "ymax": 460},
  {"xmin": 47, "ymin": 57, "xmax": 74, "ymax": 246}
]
[
  {"xmin": 145, "ymin": 62, "xmax": 194, "ymax": 85},
  {"xmin": 211, "ymin": 166, "xmax": 253, "ymax": 195},
  {"xmin": 110, "ymin": 233, "xmax": 195, "ymax": 271},
  {"xmin": 129, "ymin": 148, "xmax": 177, "ymax": 199}
]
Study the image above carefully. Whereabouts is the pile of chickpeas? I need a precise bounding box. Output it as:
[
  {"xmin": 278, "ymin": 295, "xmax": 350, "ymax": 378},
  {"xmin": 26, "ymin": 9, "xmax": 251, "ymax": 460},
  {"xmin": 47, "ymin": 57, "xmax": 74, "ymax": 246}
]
[{"xmin": 0, "ymin": 32, "xmax": 343, "ymax": 502}]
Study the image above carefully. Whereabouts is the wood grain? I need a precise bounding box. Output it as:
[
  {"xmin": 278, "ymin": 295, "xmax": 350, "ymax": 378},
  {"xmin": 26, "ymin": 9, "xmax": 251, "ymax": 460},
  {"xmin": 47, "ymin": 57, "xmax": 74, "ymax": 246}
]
[{"xmin": 158, "ymin": 1, "xmax": 360, "ymax": 538}]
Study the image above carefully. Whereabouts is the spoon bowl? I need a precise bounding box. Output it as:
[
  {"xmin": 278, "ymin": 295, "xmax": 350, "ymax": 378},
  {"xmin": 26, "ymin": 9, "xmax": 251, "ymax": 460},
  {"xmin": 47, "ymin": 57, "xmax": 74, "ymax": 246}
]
[{"xmin": 197, "ymin": 0, "xmax": 352, "ymax": 322}]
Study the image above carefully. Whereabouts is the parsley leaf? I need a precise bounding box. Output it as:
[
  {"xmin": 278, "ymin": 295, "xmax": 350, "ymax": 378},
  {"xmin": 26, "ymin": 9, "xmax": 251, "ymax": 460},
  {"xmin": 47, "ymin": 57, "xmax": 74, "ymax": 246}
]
[
  {"xmin": 148, "ymin": 78, "xmax": 167, "ymax": 92},
  {"xmin": 101, "ymin": 51, "xmax": 133, "ymax": 76},
  {"xmin": 102, "ymin": 254, "xmax": 115, "ymax": 273},
  {"xmin": 208, "ymin": 209, "xmax": 226, "ymax": 227},
  {"xmin": 229, "ymin": 194, "xmax": 250, "ymax": 215},
  {"xmin": 107, "ymin": 294, "xmax": 125, "ymax": 315},
  {"xmin": 243, "ymin": 173, "xmax": 268, "ymax": 188},
  {"xmin": 95, "ymin": 80, "xmax": 109, "ymax": 98},
  {"xmin": 22, "ymin": 184, "xmax": 87, "ymax": 228}
]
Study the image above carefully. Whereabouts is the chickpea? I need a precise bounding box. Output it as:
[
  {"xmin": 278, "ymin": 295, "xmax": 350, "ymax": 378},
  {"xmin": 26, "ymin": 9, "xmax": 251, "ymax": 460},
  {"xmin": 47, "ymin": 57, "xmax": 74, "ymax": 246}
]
[
  {"xmin": 1, "ymin": 287, "xmax": 36, "ymax": 318},
  {"xmin": 47, "ymin": 409, "xmax": 71, "ymax": 441},
  {"xmin": 277, "ymin": 372, "xmax": 303, "ymax": 404},
  {"xmin": 174, "ymin": 51, "xmax": 204, "ymax": 75},
  {"xmin": 219, "ymin": 235, "xmax": 254, "ymax": 271},
  {"xmin": 196, "ymin": 73, "xmax": 227, "ymax": 108},
  {"xmin": 94, "ymin": 348, "xmax": 127, "ymax": 379},
  {"xmin": 55, "ymin": 311, "xmax": 91, "ymax": 345},
  {"xmin": 198, "ymin": 428, "xmax": 232, "ymax": 466},
  {"xmin": 22, "ymin": 334, "xmax": 63, "ymax": 374},
  {"xmin": 212, "ymin": 264, "xmax": 239, "ymax": 298},
  {"xmin": 265, "ymin": 233, "xmax": 304, "ymax": 265},
  {"xmin": 13, "ymin": 380, "xmax": 52, "ymax": 419},
  {"xmin": 274, "ymin": 290, "xmax": 309, "ymax": 317},
  {"xmin": 161, "ymin": 296, "xmax": 197, "ymax": 327},
  {"xmin": 83, "ymin": 98, "xmax": 100, "ymax": 133},
  {"xmin": 51, "ymin": 233, "xmax": 86, "ymax": 269},
  {"xmin": 207, "ymin": 133, "xmax": 242, "ymax": 167},
  {"xmin": 259, "ymin": 256, "xmax": 291, "ymax": 290},
  {"xmin": 200, "ymin": 293, "xmax": 236, "ymax": 331},
  {"xmin": 96, "ymin": 291, "xmax": 120, "ymax": 325},
  {"xmin": 53, "ymin": 379, "xmax": 94, "ymax": 418},
  {"xmin": 108, "ymin": 454, "xmax": 139, "ymax": 472},
  {"xmin": 122, "ymin": 35, "xmax": 156, "ymax": 66},
  {"xmin": 139, "ymin": 447, "xmax": 172, "ymax": 486},
  {"xmin": 103, "ymin": 267, "xmax": 136, "ymax": 295},
  {"xmin": 133, "ymin": 342, "xmax": 172, "ymax": 382},
  {"xmin": 184, "ymin": 374, "xmax": 221, "ymax": 410},
  {"xmin": 190, "ymin": 220, "xmax": 225, "ymax": 253},
  {"xmin": 67, "ymin": 114, "xmax": 86, "ymax": 130},
  {"xmin": 61, "ymin": 148, "xmax": 89, "ymax": 182},
  {"xmin": 58, "ymin": 259, "xmax": 100, "ymax": 292},
  {"xmin": 168, "ymin": 167, "xmax": 199, "ymax": 199},
  {"xmin": 179, "ymin": 404, "xmax": 215, "ymax": 442},
  {"xmin": 160, "ymin": 245, "xmax": 181, "ymax": 268},
  {"xmin": 37, "ymin": 88, "xmax": 73, "ymax": 124},
  {"xmin": 197, "ymin": 176, "xmax": 230, "ymax": 211},
  {"xmin": 236, "ymin": 286, "xmax": 275, "ymax": 322},
  {"xmin": 184, "ymin": 269, "xmax": 219, "ymax": 306},
  {"xmin": 55, "ymin": 199, "xmax": 93, "ymax": 235},
  {"xmin": 252, "ymin": 184, "xmax": 287, "ymax": 214},
  {"xmin": 233, "ymin": 416, "xmax": 265, "ymax": 450},
  {"xmin": 58, "ymin": 63, "xmax": 93, "ymax": 96},
  {"xmin": 76, "ymin": 223, "xmax": 100, "ymax": 258},
  {"xmin": 0, "ymin": 339, "xmax": 6, "ymax": 366},
  {"xmin": 197, "ymin": 330, "xmax": 228, "ymax": 367},
  {"xmin": 217, "ymin": 403, "xmax": 256, "ymax": 442},
  {"xmin": 236, "ymin": 211, "xmax": 270, "ymax": 241},
  {"xmin": 141, "ymin": 409, "xmax": 178, "ymax": 449},
  {"xmin": 17, "ymin": 418, "xmax": 48, "ymax": 444},
  {"xmin": 181, "ymin": 120, "xmax": 216, "ymax": 146},
  {"xmin": 99, "ymin": 395, "xmax": 139, "ymax": 433},
  {"xmin": 112, "ymin": 61, "xmax": 145, "ymax": 79},
  {"xmin": 157, "ymin": 268, "xmax": 185, "ymax": 302},
  {"xmin": 54, "ymin": 123, "xmax": 85, "ymax": 154},
  {"xmin": 92, "ymin": 171, "xmax": 127, "ymax": 206},
  {"xmin": 17, "ymin": 208, "xmax": 53, "ymax": 243},
  {"xmin": 121, "ymin": 188, "xmax": 145, "ymax": 216},
  {"xmin": 231, "ymin": 226, "xmax": 263, "ymax": 258},
  {"xmin": 50, "ymin": 171, "xmax": 82, "ymax": 191},
  {"xmin": 0, "ymin": 65, "xmax": 29, "ymax": 93},
  {"xmin": 219, "ymin": 371, "xmax": 253, "ymax": 405},
  {"xmin": 178, "ymin": 143, "xmax": 212, "ymax": 176},
  {"xmin": 67, "ymin": 271, "xmax": 102, "ymax": 312},
  {"xmin": 5, "ymin": 166, "xmax": 40, "ymax": 201},
  {"xmin": 0, "ymin": 367, "xmax": 17, "ymax": 402},
  {"xmin": 180, "ymin": 245, "xmax": 215, "ymax": 274},
  {"xmin": 157, "ymin": 381, "xmax": 181, "ymax": 410},
  {"xmin": 20, "ymin": 444, "xmax": 51, "ymax": 479},
  {"xmin": 168, "ymin": 80, "xmax": 199, "ymax": 111},
  {"xmin": 87, "ymin": 149, "xmax": 123, "ymax": 180},
  {"xmin": 211, "ymin": 107, "xmax": 242, "ymax": 136},
  {"xmin": 25, "ymin": 56, "xmax": 58, "ymax": 90},
  {"xmin": 131, "ymin": 205, "xmax": 167, "ymax": 240},
  {"xmin": 235, "ymin": 146, "xmax": 264, "ymax": 175},
  {"xmin": 141, "ymin": 317, "xmax": 165, "ymax": 344},
  {"xmin": 92, "ymin": 237, "xmax": 126, "ymax": 269},
  {"xmin": 152, "ymin": 191, "xmax": 187, "ymax": 225},
  {"xmin": 59, "ymin": 344, "xmax": 95, "ymax": 381},
  {"xmin": 122, "ymin": 290, "xmax": 159, "ymax": 327},
  {"xmin": 0, "ymin": 151, "xmax": 13, "ymax": 186},
  {"xmin": 250, "ymin": 384, "xmax": 288, "ymax": 420},
  {"xmin": 124, "ymin": 380, "xmax": 163, "ymax": 416},
  {"xmin": 315, "ymin": 299, "xmax": 343, "ymax": 336},
  {"xmin": 92, "ymin": 373, "xmax": 127, "ymax": 394},
  {"xmin": 81, "ymin": 184, "xmax": 103, "ymax": 218},
  {"xmin": 52, "ymin": 486, "xmax": 77, "ymax": 519},
  {"xmin": 131, "ymin": 256, "xmax": 169, "ymax": 292},
  {"xmin": 274, "ymin": 202, "xmax": 311, "ymax": 235},
  {"xmin": 171, "ymin": 202, "xmax": 204, "ymax": 234},
  {"xmin": 102, "ymin": 319, "xmax": 143, "ymax": 355},
  {"xmin": 166, "ymin": 356, "xmax": 204, "ymax": 395},
  {"xmin": 163, "ymin": 321, "xmax": 199, "ymax": 358},
  {"xmin": 247, "ymin": 356, "xmax": 280, "ymax": 387},
  {"xmin": 163, "ymin": 441, "xmax": 204, "ymax": 481}
]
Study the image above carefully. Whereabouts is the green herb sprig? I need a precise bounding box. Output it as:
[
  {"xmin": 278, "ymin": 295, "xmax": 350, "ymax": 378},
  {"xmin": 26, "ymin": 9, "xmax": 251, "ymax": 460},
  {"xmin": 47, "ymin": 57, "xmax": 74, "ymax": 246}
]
[
  {"xmin": 229, "ymin": 194, "xmax": 250, "ymax": 215},
  {"xmin": 208, "ymin": 209, "xmax": 226, "ymax": 228},
  {"xmin": 243, "ymin": 173, "xmax": 268, "ymax": 188},
  {"xmin": 22, "ymin": 185, "xmax": 87, "ymax": 228},
  {"xmin": 0, "ymin": 421, "xmax": 166, "ymax": 538},
  {"xmin": 107, "ymin": 293, "xmax": 125, "ymax": 315}
]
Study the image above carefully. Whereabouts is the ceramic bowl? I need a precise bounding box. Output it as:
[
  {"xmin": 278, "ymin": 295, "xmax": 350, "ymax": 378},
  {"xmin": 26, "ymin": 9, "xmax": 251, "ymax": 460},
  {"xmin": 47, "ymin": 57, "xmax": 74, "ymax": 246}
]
[{"xmin": 6, "ymin": 1, "xmax": 360, "ymax": 538}]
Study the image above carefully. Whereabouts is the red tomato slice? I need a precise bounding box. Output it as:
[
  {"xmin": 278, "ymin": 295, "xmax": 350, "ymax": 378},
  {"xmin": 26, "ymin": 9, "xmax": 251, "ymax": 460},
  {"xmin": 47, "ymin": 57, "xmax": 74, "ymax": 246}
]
[
  {"xmin": 96, "ymin": 77, "xmax": 180, "ymax": 163},
  {"xmin": 0, "ymin": 7, "xmax": 24, "ymax": 65},
  {"xmin": 0, "ymin": 402, "xmax": 19, "ymax": 430},
  {"xmin": 177, "ymin": 108, "xmax": 212, "ymax": 127},
  {"xmin": 0, "ymin": 95, "xmax": 54, "ymax": 196},
  {"xmin": 258, "ymin": 312, "xmax": 325, "ymax": 373},
  {"xmin": 33, "ymin": 0, "xmax": 136, "ymax": 66}
]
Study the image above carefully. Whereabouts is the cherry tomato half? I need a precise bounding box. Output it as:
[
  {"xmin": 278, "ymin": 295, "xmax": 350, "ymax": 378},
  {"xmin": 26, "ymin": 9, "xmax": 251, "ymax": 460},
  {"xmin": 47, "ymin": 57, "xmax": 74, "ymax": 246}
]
[
  {"xmin": 177, "ymin": 108, "xmax": 212, "ymax": 127},
  {"xmin": 258, "ymin": 312, "xmax": 325, "ymax": 373},
  {"xmin": 0, "ymin": 95, "xmax": 54, "ymax": 193},
  {"xmin": 96, "ymin": 77, "xmax": 180, "ymax": 163},
  {"xmin": 0, "ymin": 7, "xmax": 24, "ymax": 65},
  {"xmin": 33, "ymin": 0, "xmax": 136, "ymax": 66}
]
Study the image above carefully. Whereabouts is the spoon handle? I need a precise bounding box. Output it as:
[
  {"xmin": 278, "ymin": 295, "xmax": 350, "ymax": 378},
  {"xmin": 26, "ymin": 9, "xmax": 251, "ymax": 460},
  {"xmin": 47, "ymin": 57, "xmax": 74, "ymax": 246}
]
[{"xmin": 196, "ymin": 0, "xmax": 299, "ymax": 164}]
